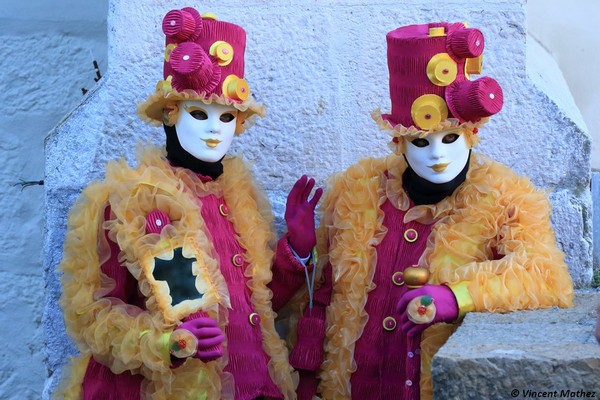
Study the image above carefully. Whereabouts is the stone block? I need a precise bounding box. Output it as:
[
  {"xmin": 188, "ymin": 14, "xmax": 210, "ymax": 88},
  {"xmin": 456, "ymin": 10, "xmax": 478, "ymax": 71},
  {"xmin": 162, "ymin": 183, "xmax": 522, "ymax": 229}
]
[{"xmin": 432, "ymin": 291, "xmax": 600, "ymax": 399}]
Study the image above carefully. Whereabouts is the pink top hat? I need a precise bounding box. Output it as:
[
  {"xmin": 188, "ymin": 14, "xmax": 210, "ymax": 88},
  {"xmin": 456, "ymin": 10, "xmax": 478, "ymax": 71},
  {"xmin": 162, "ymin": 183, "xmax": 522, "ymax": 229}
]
[
  {"xmin": 375, "ymin": 22, "xmax": 503, "ymax": 134},
  {"xmin": 138, "ymin": 7, "xmax": 263, "ymax": 127}
]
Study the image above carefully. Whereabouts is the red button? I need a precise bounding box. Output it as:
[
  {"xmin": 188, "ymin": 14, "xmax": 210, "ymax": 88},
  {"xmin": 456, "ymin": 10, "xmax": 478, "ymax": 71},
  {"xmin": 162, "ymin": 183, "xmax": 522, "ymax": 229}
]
[{"xmin": 249, "ymin": 312, "xmax": 260, "ymax": 326}]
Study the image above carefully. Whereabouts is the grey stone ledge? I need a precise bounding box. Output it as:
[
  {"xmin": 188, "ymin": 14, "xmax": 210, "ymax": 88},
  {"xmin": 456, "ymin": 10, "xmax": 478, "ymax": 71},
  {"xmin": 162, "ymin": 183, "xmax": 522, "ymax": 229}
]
[{"xmin": 433, "ymin": 290, "xmax": 600, "ymax": 399}]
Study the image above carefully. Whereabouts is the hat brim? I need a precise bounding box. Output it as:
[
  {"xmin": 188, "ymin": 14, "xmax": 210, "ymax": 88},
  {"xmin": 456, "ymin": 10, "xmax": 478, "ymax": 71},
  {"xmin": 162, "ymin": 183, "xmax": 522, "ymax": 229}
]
[
  {"xmin": 137, "ymin": 88, "xmax": 266, "ymax": 128},
  {"xmin": 372, "ymin": 108, "xmax": 486, "ymax": 138}
]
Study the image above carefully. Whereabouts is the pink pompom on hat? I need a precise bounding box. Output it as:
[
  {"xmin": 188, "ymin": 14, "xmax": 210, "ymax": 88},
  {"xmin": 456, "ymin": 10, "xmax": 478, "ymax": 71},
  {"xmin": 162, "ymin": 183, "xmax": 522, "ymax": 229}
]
[
  {"xmin": 138, "ymin": 7, "xmax": 264, "ymax": 127},
  {"xmin": 372, "ymin": 22, "xmax": 503, "ymax": 141}
]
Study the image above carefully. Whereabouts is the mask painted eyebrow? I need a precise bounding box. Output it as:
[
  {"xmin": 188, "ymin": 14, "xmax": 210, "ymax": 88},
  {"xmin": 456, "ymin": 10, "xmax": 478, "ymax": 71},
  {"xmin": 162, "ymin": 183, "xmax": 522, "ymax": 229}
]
[{"xmin": 183, "ymin": 105, "xmax": 207, "ymax": 113}]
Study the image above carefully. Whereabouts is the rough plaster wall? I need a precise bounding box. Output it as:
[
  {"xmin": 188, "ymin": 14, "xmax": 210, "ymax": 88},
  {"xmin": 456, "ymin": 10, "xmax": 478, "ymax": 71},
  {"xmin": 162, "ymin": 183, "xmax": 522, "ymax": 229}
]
[
  {"xmin": 0, "ymin": 1, "xmax": 107, "ymax": 399},
  {"xmin": 529, "ymin": 0, "xmax": 600, "ymax": 171},
  {"xmin": 41, "ymin": 0, "xmax": 592, "ymax": 397}
]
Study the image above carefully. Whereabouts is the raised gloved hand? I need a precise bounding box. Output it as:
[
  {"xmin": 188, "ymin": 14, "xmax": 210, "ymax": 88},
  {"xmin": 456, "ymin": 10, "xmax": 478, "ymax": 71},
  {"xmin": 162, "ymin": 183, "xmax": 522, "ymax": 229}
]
[
  {"xmin": 285, "ymin": 175, "xmax": 323, "ymax": 258},
  {"xmin": 397, "ymin": 284, "xmax": 459, "ymax": 337},
  {"xmin": 172, "ymin": 317, "xmax": 224, "ymax": 362}
]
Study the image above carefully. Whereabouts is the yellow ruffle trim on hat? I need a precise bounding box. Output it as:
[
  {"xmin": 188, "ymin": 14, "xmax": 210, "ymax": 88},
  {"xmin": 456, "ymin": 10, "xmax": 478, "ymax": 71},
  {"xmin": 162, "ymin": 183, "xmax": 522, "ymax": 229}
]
[
  {"xmin": 370, "ymin": 108, "xmax": 483, "ymax": 155},
  {"xmin": 300, "ymin": 152, "xmax": 573, "ymax": 399},
  {"xmin": 137, "ymin": 88, "xmax": 266, "ymax": 131},
  {"xmin": 58, "ymin": 146, "xmax": 296, "ymax": 399}
]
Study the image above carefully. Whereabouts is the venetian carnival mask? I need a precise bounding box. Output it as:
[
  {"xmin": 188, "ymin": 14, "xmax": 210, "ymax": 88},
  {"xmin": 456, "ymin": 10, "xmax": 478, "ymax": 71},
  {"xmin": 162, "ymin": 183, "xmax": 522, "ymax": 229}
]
[
  {"xmin": 175, "ymin": 101, "xmax": 238, "ymax": 163},
  {"xmin": 404, "ymin": 130, "xmax": 470, "ymax": 184}
]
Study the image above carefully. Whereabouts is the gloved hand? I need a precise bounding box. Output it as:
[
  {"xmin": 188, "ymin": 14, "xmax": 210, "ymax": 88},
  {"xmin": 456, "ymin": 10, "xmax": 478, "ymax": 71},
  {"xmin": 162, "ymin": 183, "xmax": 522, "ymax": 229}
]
[
  {"xmin": 397, "ymin": 284, "xmax": 459, "ymax": 337},
  {"xmin": 174, "ymin": 317, "xmax": 224, "ymax": 362},
  {"xmin": 285, "ymin": 175, "xmax": 323, "ymax": 258}
]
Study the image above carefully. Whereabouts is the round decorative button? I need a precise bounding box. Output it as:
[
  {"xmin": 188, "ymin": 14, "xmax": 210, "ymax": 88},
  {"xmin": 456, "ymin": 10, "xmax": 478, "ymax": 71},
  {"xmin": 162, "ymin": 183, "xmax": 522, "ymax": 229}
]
[
  {"xmin": 392, "ymin": 271, "xmax": 404, "ymax": 286},
  {"xmin": 465, "ymin": 55, "xmax": 483, "ymax": 77},
  {"xmin": 218, "ymin": 203, "xmax": 229, "ymax": 217},
  {"xmin": 146, "ymin": 209, "xmax": 171, "ymax": 234},
  {"xmin": 209, "ymin": 41, "xmax": 234, "ymax": 66},
  {"xmin": 202, "ymin": 12, "xmax": 217, "ymax": 20},
  {"xmin": 405, "ymin": 379, "xmax": 413, "ymax": 387},
  {"xmin": 410, "ymin": 94, "xmax": 448, "ymax": 130},
  {"xmin": 404, "ymin": 228, "xmax": 418, "ymax": 243},
  {"xmin": 164, "ymin": 43, "xmax": 177, "ymax": 62},
  {"xmin": 249, "ymin": 312, "xmax": 261, "ymax": 326},
  {"xmin": 222, "ymin": 74, "xmax": 250, "ymax": 101},
  {"xmin": 426, "ymin": 53, "xmax": 458, "ymax": 87},
  {"xmin": 408, "ymin": 351, "xmax": 414, "ymax": 358},
  {"xmin": 232, "ymin": 254, "xmax": 244, "ymax": 267},
  {"xmin": 428, "ymin": 27, "xmax": 446, "ymax": 37},
  {"xmin": 382, "ymin": 316, "xmax": 397, "ymax": 331}
]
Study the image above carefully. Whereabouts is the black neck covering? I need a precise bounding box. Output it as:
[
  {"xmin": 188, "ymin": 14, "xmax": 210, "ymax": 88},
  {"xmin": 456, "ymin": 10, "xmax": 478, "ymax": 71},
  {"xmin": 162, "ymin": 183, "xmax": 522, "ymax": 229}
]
[
  {"xmin": 402, "ymin": 150, "xmax": 471, "ymax": 206},
  {"xmin": 163, "ymin": 124, "xmax": 224, "ymax": 180}
]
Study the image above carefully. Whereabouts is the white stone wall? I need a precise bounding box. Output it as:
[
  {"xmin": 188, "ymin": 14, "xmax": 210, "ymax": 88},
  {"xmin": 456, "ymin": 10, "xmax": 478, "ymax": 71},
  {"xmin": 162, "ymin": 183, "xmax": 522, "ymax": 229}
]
[
  {"xmin": 0, "ymin": 0, "xmax": 595, "ymax": 398},
  {"xmin": 0, "ymin": 1, "xmax": 107, "ymax": 399},
  {"xmin": 529, "ymin": 0, "xmax": 600, "ymax": 171}
]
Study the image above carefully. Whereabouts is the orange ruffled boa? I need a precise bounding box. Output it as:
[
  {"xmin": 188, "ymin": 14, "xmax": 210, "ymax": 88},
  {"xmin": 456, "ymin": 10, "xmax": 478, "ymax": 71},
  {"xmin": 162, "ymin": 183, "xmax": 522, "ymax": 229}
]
[
  {"xmin": 57, "ymin": 146, "xmax": 297, "ymax": 400},
  {"xmin": 311, "ymin": 152, "xmax": 573, "ymax": 400}
]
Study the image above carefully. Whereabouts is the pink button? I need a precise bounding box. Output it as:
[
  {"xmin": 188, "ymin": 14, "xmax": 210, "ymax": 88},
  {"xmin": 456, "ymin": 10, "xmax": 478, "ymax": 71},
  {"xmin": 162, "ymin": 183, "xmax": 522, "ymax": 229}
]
[
  {"xmin": 382, "ymin": 316, "xmax": 397, "ymax": 331},
  {"xmin": 146, "ymin": 209, "xmax": 171, "ymax": 234},
  {"xmin": 249, "ymin": 312, "xmax": 260, "ymax": 326},
  {"xmin": 404, "ymin": 228, "xmax": 418, "ymax": 243},
  {"xmin": 232, "ymin": 254, "xmax": 244, "ymax": 267},
  {"xmin": 218, "ymin": 203, "xmax": 229, "ymax": 217},
  {"xmin": 392, "ymin": 271, "xmax": 404, "ymax": 286}
]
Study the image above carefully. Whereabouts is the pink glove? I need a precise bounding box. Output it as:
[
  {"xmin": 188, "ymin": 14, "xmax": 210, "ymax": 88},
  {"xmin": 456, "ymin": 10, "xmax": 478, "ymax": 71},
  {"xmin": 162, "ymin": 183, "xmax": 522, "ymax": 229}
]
[
  {"xmin": 397, "ymin": 284, "xmax": 459, "ymax": 337},
  {"xmin": 175, "ymin": 317, "xmax": 224, "ymax": 362},
  {"xmin": 285, "ymin": 175, "xmax": 323, "ymax": 258}
]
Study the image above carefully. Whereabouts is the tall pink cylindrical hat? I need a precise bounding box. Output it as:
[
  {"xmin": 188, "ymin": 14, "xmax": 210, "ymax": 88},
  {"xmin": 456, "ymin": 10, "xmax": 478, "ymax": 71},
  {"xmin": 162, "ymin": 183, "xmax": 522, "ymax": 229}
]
[
  {"xmin": 373, "ymin": 22, "xmax": 503, "ymax": 137},
  {"xmin": 138, "ymin": 7, "xmax": 264, "ymax": 127}
]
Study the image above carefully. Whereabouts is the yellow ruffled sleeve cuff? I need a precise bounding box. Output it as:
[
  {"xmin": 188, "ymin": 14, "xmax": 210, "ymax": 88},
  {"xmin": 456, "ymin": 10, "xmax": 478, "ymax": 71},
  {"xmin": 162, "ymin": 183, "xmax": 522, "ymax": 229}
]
[
  {"xmin": 447, "ymin": 281, "xmax": 475, "ymax": 319},
  {"xmin": 140, "ymin": 330, "xmax": 172, "ymax": 366}
]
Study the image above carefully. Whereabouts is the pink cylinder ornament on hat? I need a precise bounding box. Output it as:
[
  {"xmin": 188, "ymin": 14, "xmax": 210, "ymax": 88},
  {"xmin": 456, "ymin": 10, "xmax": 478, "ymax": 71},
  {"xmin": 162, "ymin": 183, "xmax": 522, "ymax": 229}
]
[
  {"xmin": 163, "ymin": 7, "xmax": 204, "ymax": 42},
  {"xmin": 162, "ymin": 9, "xmax": 202, "ymax": 42},
  {"xmin": 446, "ymin": 76, "xmax": 503, "ymax": 122},
  {"xmin": 447, "ymin": 28, "xmax": 484, "ymax": 58},
  {"xmin": 169, "ymin": 42, "xmax": 221, "ymax": 93}
]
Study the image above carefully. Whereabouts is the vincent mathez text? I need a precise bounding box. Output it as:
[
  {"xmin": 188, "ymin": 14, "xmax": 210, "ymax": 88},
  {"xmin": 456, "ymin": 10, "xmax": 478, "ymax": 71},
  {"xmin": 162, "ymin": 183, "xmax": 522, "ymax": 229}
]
[{"xmin": 520, "ymin": 389, "xmax": 597, "ymax": 398}]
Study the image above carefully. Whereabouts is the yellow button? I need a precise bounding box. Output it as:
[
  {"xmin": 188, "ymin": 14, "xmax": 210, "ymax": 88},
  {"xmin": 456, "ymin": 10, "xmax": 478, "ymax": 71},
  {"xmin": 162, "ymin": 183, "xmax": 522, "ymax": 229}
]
[
  {"xmin": 232, "ymin": 254, "xmax": 244, "ymax": 267},
  {"xmin": 465, "ymin": 55, "xmax": 483, "ymax": 77},
  {"xmin": 410, "ymin": 94, "xmax": 448, "ymax": 130},
  {"xmin": 404, "ymin": 228, "xmax": 418, "ymax": 243},
  {"xmin": 202, "ymin": 12, "xmax": 217, "ymax": 20},
  {"xmin": 249, "ymin": 312, "xmax": 261, "ymax": 326},
  {"xmin": 426, "ymin": 53, "xmax": 458, "ymax": 87},
  {"xmin": 218, "ymin": 203, "xmax": 229, "ymax": 217},
  {"xmin": 222, "ymin": 75, "xmax": 250, "ymax": 101},
  {"xmin": 392, "ymin": 271, "xmax": 404, "ymax": 286},
  {"xmin": 164, "ymin": 43, "xmax": 177, "ymax": 62},
  {"xmin": 428, "ymin": 27, "xmax": 446, "ymax": 37},
  {"xmin": 209, "ymin": 41, "xmax": 234, "ymax": 66},
  {"xmin": 383, "ymin": 316, "xmax": 397, "ymax": 331}
]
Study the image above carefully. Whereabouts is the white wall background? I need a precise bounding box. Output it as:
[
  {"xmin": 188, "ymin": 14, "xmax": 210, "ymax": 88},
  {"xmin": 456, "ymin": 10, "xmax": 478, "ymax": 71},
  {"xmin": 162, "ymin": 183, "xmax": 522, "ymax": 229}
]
[
  {"xmin": 0, "ymin": 0, "xmax": 596, "ymax": 398},
  {"xmin": 0, "ymin": 1, "xmax": 107, "ymax": 398}
]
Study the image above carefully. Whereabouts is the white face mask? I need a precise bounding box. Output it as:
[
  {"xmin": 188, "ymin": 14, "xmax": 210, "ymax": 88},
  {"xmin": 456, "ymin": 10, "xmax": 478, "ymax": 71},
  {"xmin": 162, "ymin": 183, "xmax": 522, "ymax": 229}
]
[
  {"xmin": 175, "ymin": 101, "xmax": 238, "ymax": 163},
  {"xmin": 404, "ymin": 130, "xmax": 470, "ymax": 184}
]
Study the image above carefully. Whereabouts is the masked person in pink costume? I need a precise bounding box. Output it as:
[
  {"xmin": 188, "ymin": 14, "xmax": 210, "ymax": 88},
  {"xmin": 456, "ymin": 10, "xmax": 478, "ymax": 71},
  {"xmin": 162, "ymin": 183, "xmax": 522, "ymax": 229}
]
[
  {"xmin": 56, "ymin": 7, "xmax": 321, "ymax": 400},
  {"xmin": 289, "ymin": 22, "xmax": 574, "ymax": 400}
]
